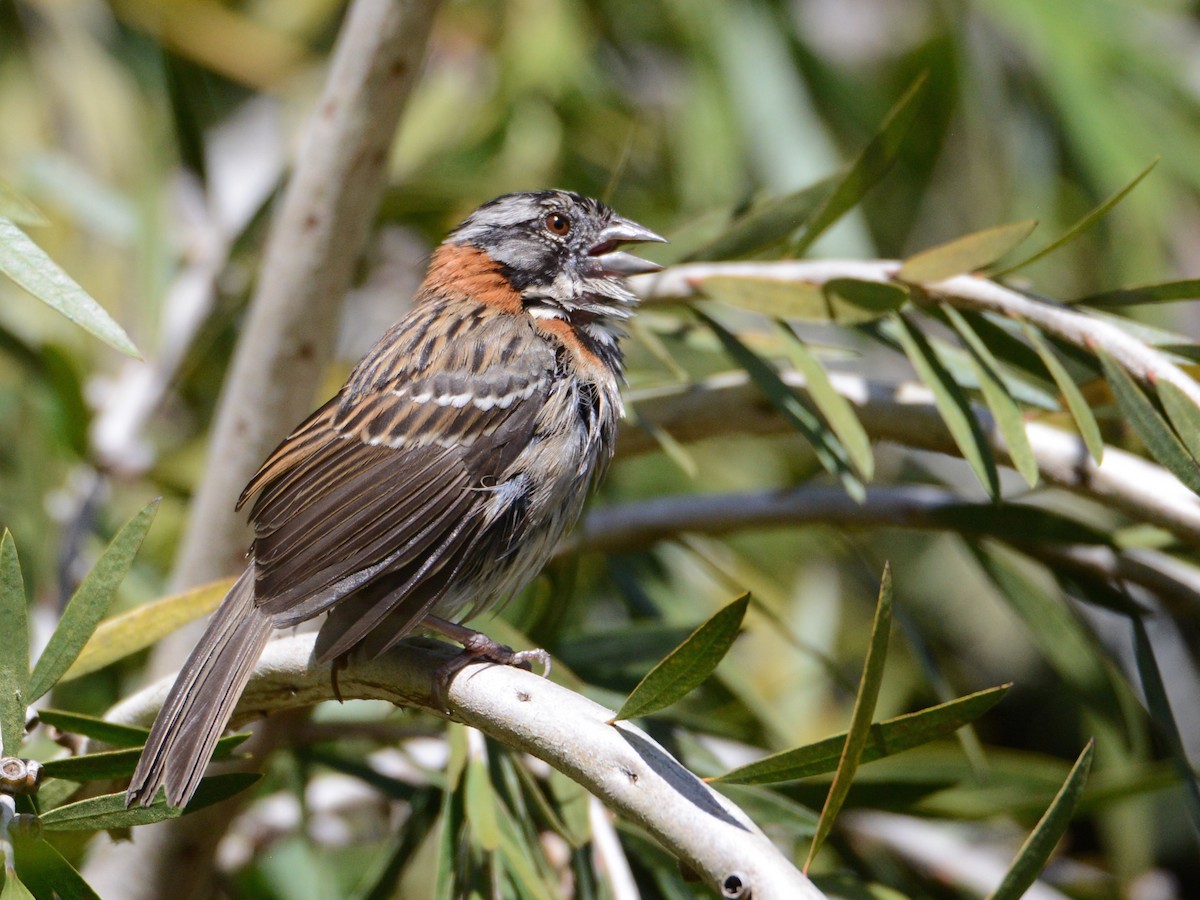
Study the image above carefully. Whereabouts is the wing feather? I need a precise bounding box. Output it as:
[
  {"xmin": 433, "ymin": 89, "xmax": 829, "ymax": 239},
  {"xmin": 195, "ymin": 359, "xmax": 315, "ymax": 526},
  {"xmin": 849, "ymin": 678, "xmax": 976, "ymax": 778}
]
[{"xmin": 239, "ymin": 305, "xmax": 556, "ymax": 654}]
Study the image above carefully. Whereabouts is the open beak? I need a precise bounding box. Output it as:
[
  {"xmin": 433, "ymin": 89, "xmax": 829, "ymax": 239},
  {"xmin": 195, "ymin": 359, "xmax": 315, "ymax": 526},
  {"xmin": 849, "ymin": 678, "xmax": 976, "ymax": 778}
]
[{"xmin": 588, "ymin": 216, "xmax": 668, "ymax": 276}]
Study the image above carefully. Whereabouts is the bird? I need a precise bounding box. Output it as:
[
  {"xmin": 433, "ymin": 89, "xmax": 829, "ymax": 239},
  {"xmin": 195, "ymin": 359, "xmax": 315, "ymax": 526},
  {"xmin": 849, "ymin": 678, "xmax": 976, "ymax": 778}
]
[{"xmin": 126, "ymin": 190, "xmax": 665, "ymax": 809}]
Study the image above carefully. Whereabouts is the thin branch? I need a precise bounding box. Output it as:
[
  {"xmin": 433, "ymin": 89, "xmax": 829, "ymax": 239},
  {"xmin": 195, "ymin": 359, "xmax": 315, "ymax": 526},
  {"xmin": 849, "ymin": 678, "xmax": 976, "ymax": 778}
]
[
  {"xmin": 619, "ymin": 371, "xmax": 1200, "ymax": 548},
  {"xmin": 572, "ymin": 485, "xmax": 1200, "ymax": 615},
  {"xmin": 576, "ymin": 484, "xmax": 965, "ymax": 552},
  {"xmin": 1026, "ymin": 544, "xmax": 1200, "ymax": 619},
  {"xmin": 634, "ymin": 260, "xmax": 1200, "ymax": 407},
  {"xmin": 105, "ymin": 634, "xmax": 826, "ymax": 900}
]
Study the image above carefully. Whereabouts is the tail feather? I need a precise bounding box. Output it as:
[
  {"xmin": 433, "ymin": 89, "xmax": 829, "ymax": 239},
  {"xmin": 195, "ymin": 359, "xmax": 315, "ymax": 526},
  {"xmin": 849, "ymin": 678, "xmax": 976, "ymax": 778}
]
[{"xmin": 126, "ymin": 567, "xmax": 273, "ymax": 808}]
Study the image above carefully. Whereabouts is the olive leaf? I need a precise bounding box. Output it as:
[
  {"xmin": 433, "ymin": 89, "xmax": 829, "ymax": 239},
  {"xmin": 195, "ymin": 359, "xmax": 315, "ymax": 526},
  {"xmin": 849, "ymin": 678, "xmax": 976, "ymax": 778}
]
[
  {"xmin": 805, "ymin": 564, "xmax": 893, "ymax": 870},
  {"xmin": 613, "ymin": 594, "xmax": 749, "ymax": 722}
]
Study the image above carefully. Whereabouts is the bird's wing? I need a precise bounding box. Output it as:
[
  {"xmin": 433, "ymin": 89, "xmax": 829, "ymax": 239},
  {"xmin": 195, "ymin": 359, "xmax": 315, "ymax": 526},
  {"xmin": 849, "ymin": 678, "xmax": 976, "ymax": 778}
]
[{"xmin": 238, "ymin": 310, "xmax": 555, "ymax": 649}]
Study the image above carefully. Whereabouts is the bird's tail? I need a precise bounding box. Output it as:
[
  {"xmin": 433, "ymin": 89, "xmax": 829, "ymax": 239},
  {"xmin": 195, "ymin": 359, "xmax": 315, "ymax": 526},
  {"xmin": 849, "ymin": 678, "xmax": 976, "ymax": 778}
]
[{"xmin": 126, "ymin": 567, "xmax": 272, "ymax": 808}]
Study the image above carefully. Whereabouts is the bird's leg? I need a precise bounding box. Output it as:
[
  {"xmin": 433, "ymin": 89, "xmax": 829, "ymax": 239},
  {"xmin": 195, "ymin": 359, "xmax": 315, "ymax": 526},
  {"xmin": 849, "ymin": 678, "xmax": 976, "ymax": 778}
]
[{"xmin": 424, "ymin": 615, "xmax": 551, "ymax": 711}]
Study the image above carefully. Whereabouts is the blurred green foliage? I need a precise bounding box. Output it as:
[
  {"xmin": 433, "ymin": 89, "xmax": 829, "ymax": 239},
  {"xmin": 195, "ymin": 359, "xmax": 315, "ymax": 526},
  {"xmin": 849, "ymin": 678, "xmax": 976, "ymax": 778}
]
[{"xmin": 2, "ymin": 0, "xmax": 1200, "ymax": 897}]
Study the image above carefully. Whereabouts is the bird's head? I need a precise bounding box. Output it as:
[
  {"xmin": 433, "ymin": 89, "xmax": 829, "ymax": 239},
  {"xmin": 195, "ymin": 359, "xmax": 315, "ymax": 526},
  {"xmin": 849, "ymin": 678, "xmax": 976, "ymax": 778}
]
[{"xmin": 437, "ymin": 190, "xmax": 666, "ymax": 322}]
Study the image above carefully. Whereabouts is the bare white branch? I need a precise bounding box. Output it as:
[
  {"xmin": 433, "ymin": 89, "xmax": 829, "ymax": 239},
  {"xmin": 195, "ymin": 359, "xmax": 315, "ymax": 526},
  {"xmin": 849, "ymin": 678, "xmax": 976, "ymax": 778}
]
[
  {"xmin": 105, "ymin": 634, "xmax": 826, "ymax": 900},
  {"xmin": 634, "ymin": 259, "xmax": 1200, "ymax": 407},
  {"xmin": 620, "ymin": 371, "xmax": 1200, "ymax": 548}
]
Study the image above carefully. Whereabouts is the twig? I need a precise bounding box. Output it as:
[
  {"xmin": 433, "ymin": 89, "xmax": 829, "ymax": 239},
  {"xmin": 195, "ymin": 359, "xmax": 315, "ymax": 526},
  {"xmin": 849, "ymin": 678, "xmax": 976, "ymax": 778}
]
[
  {"xmin": 105, "ymin": 634, "xmax": 826, "ymax": 900},
  {"xmin": 619, "ymin": 371, "xmax": 1200, "ymax": 547},
  {"xmin": 1024, "ymin": 544, "xmax": 1200, "ymax": 619},
  {"xmin": 634, "ymin": 260, "xmax": 1200, "ymax": 407},
  {"xmin": 572, "ymin": 485, "xmax": 1200, "ymax": 615},
  {"xmin": 577, "ymin": 484, "xmax": 965, "ymax": 552}
]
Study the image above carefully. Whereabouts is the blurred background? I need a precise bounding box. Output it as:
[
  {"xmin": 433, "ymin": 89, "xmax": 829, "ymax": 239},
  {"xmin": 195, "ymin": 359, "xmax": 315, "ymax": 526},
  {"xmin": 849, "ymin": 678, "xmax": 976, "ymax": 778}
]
[{"xmin": 2, "ymin": 0, "xmax": 1200, "ymax": 897}]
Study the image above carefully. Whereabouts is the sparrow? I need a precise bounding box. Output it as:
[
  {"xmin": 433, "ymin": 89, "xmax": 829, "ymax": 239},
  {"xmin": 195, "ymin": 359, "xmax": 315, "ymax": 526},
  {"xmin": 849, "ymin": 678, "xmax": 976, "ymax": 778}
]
[{"xmin": 127, "ymin": 190, "xmax": 665, "ymax": 809}]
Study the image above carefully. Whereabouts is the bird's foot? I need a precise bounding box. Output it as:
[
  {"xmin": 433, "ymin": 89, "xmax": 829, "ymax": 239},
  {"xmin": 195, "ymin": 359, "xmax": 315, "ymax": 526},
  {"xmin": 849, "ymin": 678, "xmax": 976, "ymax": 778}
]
[{"xmin": 424, "ymin": 616, "xmax": 550, "ymax": 713}]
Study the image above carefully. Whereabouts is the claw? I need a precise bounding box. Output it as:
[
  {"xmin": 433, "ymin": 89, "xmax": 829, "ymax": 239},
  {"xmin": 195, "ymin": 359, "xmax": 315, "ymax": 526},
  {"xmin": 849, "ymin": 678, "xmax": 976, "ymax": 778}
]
[{"xmin": 425, "ymin": 617, "xmax": 551, "ymax": 713}]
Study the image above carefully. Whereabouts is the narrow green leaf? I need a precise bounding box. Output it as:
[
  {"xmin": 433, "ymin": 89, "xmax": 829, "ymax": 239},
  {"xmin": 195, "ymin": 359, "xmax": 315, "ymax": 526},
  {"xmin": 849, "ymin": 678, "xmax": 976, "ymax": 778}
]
[
  {"xmin": 783, "ymin": 328, "xmax": 874, "ymax": 479},
  {"xmin": 1096, "ymin": 351, "xmax": 1200, "ymax": 493},
  {"xmin": 1156, "ymin": 381, "xmax": 1200, "ymax": 462},
  {"xmin": 37, "ymin": 708, "xmax": 248, "ymax": 760},
  {"xmin": 302, "ymin": 747, "xmax": 420, "ymax": 800},
  {"xmin": 877, "ymin": 313, "xmax": 1060, "ymax": 410},
  {"xmin": 699, "ymin": 276, "xmax": 842, "ymax": 323},
  {"xmin": 0, "ymin": 869, "xmax": 35, "ymax": 900},
  {"xmin": 714, "ymin": 784, "xmax": 820, "ymax": 837},
  {"xmin": 505, "ymin": 753, "xmax": 577, "ymax": 847},
  {"xmin": 433, "ymin": 768, "xmax": 467, "ymax": 900},
  {"xmin": 993, "ymin": 159, "xmax": 1159, "ymax": 276},
  {"xmin": 494, "ymin": 800, "xmax": 556, "ymax": 900},
  {"xmin": 699, "ymin": 309, "xmax": 864, "ymax": 500},
  {"xmin": 0, "ymin": 532, "xmax": 29, "ymax": 756},
  {"xmin": 40, "ymin": 773, "xmax": 259, "ymax": 830},
  {"xmin": 464, "ymin": 757, "xmax": 501, "ymax": 852},
  {"xmin": 349, "ymin": 788, "xmax": 441, "ymax": 900},
  {"xmin": 547, "ymin": 769, "xmax": 589, "ymax": 847},
  {"xmin": 892, "ymin": 313, "xmax": 1000, "ymax": 497},
  {"xmin": 824, "ymin": 278, "xmax": 910, "ymax": 320},
  {"xmin": 941, "ymin": 305, "xmax": 1039, "ymax": 486},
  {"xmin": 989, "ymin": 740, "xmax": 1094, "ymax": 900},
  {"xmin": 0, "ymin": 180, "xmax": 48, "ymax": 227},
  {"xmin": 613, "ymin": 593, "xmax": 749, "ymax": 722},
  {"xmin": 628, "ymin": 319, "xmax": 689, "ymax": 382},
  {"xmin": 957, "ymin": 310, "xmax": 1059, "ymax": 393},
  {"xmin": 39, "ymin": 747, "xmax": 156, "ymax": 783},
  {"xmin": 791, "ymin": 75, "xmax": 928, "ymax": 255},
  {"xmin": 60, "ymin": 577, "xmax": 231, "ymax": 683},
  {"xmin": 36, "ymin": 709, "xmax": 149, "ymax": 748},
  {"xmin": 35, "ymin": 777, "xmax": 81, "ymax": 811},
  {"xmin": 0, "ymin": 217, "xmax": 139, "ymax": 358},
  {"xmin": 685, "ymin": 177, "xmax": 837, "ymax": 261},
  {"xmin": 11, "ymin": 837, "xmax": 101, "ymax": 900},
  {"xmin": 39, "ymin": 734, "xmax": 249, "ymax": 782},
  {"xmin": 700, "ymin": 274, "xmax": 906, "ymax": 324},
  {"xmin": 713, "ymin": 683, "xmax": 1010, "ymax": 784},
  {"xmin": 38, "ymin": 791, "xmax": 175, "ymax": 830},
  {"xmin": 1131, "ymin": 618, "xmax": 1200, "ymax": 831},
  {"xmin": 973, "ymin": 545, "xmax": 1122, "ymax": 722},
  {"xmin": 899, "ymin": 220, "xmax": 1038, "ymax": 283},
  {"xmin": 638, "ymin": 420, "xmax": 698, "ymax": 479},
  {"xmin": 1021, "ymin": 323, "xmax": 1104, "ymax": 463},
  {"xmin": 168, "ymin": 771, "xmax": 260, "ymax": 812},
  {"xmin": 1074, "ymin": 278, "xmax": 1200, "ymax": 308},
  {"xmin": 28, "ymin": 499, "xmax": 160, "ymax": 701},
  {"xmin": 805, "ymin": 564, "xmax": 893, "ymax": 870}
]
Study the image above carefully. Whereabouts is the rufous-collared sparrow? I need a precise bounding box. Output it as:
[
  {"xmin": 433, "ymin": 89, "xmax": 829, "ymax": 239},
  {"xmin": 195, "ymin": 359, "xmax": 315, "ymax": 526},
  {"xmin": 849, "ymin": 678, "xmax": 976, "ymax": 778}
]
[{"xmin": 127, "ymin": 190, "xmax": 665, "ymax": 808}]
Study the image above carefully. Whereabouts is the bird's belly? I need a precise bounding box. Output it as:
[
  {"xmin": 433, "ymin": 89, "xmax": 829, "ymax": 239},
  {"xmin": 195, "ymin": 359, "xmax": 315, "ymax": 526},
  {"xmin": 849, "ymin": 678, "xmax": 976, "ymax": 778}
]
[{"xmin": 434, "ymin": 404, "xmax": 608, "ymax": 624}]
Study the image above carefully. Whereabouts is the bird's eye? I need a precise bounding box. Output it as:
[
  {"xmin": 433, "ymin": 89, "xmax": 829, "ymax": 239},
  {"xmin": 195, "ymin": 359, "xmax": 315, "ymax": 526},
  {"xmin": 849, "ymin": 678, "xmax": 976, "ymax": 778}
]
[{"xmin": 544, "ymin": 212, "xmax": 571, "ymax": 236}]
